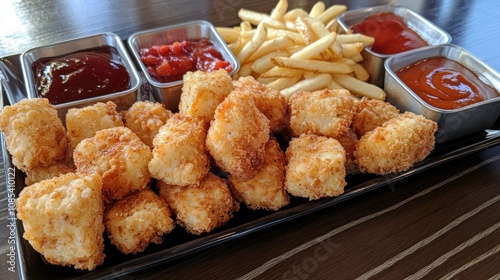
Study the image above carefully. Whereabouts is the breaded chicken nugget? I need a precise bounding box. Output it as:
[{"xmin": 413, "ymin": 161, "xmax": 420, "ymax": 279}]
[
  {"xmin": 66, "ymin": 101, "xmax": 123, "ymax": 155},
  {"xmin": 206, "ymin": 90, "xmax": 270, "ymax": 180},
  {"xmin": 179, "ymin": 69, "xmax": 234, "ymax": 123},
  {"xmin": 158, "ymin": 172, "xmax": 238, "ymax": 235},
  {"xmin": 73, "ymin": 127, "xmax": 152, "ymax": 202},
  {"xmin": 122, "ymin": 101, "xmax": 172, "ymax": 148},
  {"xmin": 336, "ymin": 128, "xmax": 359, "ymax": 175},
  {"xmin": 285, "ymin": 134, "xmax": 346, "ymax": 200},
  {"xmin": 0, "ymin": 98, "xmax": 67, "ymax": 171},
  {"xmin": 105, "ymin": 188, "xmax": 175, "ymax": 254},
  {"xmin": 24, "ymin": 161, "xmax": 75, "ymax": 186},
  {"xmin": 352, "ymin": 97, "xmax": 400, "ymax": 137},
  {"xmin": 149, "ymin": 114, "xmax": 210, "ymax": 186},
  {"xmin": 16, "ymin": 172, "xmax": 105, "ymax": 271},
  {"xmin": 228, "ymin": 138, "xmax": 290, "ymax": 211},
  {"xmin": 354, "ymin": 112, "xmax": 438, "ymax": 175},
  {"xmin": 233, "ymin": 76, "xmax": 288, "ymax": 133},
  {"xmin": 289, "ymin": 89, "xmax": 357, "ymax": 139}
]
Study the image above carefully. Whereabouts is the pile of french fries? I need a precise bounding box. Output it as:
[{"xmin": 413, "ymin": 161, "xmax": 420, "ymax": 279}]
[{"xmin": 216, "ymin": 0, "xmax": 385, "ymax": 100}]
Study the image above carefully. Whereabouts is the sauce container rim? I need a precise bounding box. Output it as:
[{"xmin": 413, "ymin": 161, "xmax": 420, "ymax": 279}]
[
  {"xmin": 127, "ymin": 20, "xmax": 240, "ymax": 88},
  {"xmin": 384, "ymin": 43, "xmax": 500, "ymax": 113},
  {"xmin": 337, "ymin": 5, "xmax": 452, "ymax": 58}
]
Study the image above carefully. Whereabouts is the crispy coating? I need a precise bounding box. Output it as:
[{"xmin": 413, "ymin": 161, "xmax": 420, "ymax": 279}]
[
  {"xmin": 352, "ymin": 97, "xmax": 400, "ymax": 137},
  {"xmin": 285, "ymin": 134, "xmax": 346, "ymax": 200},
  {"xmin": 354, "ymin": 112, "xmax": 438, "ymax": 175},
  {"xmin": 104, "ymin": 188, "xmax": 175, "ymax": 254},
  {"xmin": 206, "ymin": 90, "xmax": 270, "ymax": 180},
  {"xmin": 228, "ymin": 138, "xmax": 290, "ymax": 211},
  {"xmin": 24, "ymin": 161, "xmax": 75, "ymax": 186},
  {"xmin": 66, "ymin": 101, "xmax": 124, "ymax": 155},
  {"xmin": 158, "ymin": 172, "xmax": 238, "ymax": 235},
  {"xmin": 122, "ymin": 101, "xmax": 172, "ymax": 148},
  {"xmin": 233, "ymin": 76, "xmax": 288, "ymax": 133},
  {"xmin": 149, "ymin": 114, "xmax": 210, "ymax": 186},
  {"xmin": 289, "ymin": 89, "xmax": 357, "ymax": 139},
  {"xmin": 73, "ymin": 127, "xmax": 152, "ymax": 202},
  {"xmin": 0, "ymin": 98, "xmax": 67, "ymax": 171},
  {"xmin": 336, "ymin": 128, "xmax": 359, "ymax": 175},
  {"xmin": 16, "ymin": 172, "xmax": 105, "ymax": 271},
  {"xmin": 179, "ymin": 69, "xmax": 234, "ymax": 123}
]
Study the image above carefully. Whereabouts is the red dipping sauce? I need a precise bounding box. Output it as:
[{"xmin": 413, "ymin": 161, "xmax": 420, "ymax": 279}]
[
  {"xmin": 139, "ymin": 38, "xmax": 233, "ymax": 83},
  {"xmin": 32, "ymin": 46, "xmax": 131, "ymax": 105},
  {"xmin": 396, "ymin": 57, "xmax": 499, "ymax": 109},
  {"xmin": 351, "ymin": 12, "xmax": 428, "ymax": 54}
]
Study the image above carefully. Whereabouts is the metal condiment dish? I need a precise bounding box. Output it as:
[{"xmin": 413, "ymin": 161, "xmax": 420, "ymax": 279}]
[
  {"xmin": 337, "ymin": 5, "xmax": 451, "ymax": 87},
  {"xmin": 21, "ymin": 32, "xmax": 140, "ymax": 120},
  {"xmin": 384, "ymin": 44, "xmax": 500, "ymax": 143},
  {"xmin": 128, "ymin": 20, "xmax": 239, "ymax": 111}
]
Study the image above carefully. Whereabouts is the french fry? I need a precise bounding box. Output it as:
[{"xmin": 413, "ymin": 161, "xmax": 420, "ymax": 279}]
[
  {"xmin": 216, "ymin": 27, "xmax": 240, "ymax": 44},
  {"xmin": 318, "ymin": 5, "xmax": 347, "ymax": 24},
  {"xmin": 260, "ymin": 67, "xmax": 302, "ymax": 78},
  {"xmin": 252, "ymin": 51, "xmax": 289, "ymax": 74},
  {"xmin": 270, "ymin": 0, "xmax": 288, "ymax": 19},
  {"xmin": 303, "ymin": 16, "xmax": 342, "ymax": 58},
  {"xmin": 290, "ymin": 32, "xmax": 336, "ymax": 60},
  {"xmin": 268, "ymin": 75, "xmax": 302, "ymax": 91},
  {"xmin": 351, "ymin": 62, "xmax": 369, "ymax": 82},
  {"xmin": 341, "ymin": 42, "xmax": 364, "ymax": 58},
  {"xmin": 332, "ymin": 74, "xmax": 385, "ymax": 100},
  {"xmin": 295, "ymin": 17, "xmax": 315, "ymax": 45},
  {"xmin": 309, "ymin": 1, "xmax": 325, "ymax": 18},
  {"xmin": 239, "ymin": 63, "xmax": 253, "ymax": 78},
  {"xmin": 284, "ymin": 8, "xmax": 309, "ymax": 21},
  {"xmin": 328, "ymin": 79, "xmax": 344, "ymax": 90},
  {"xmin": 247, "ymin": 36, "xmax": 294, "ymax": 62},
  {"xmin": 337, "ymin": 34, "xmax": 374, "ymax": 46},
  {"xmin": 237, "ymin": 22, "xmax": 268, "ymax": 64},
  {"xmin": 267, "ymin": 28, "xmax": 306, "ymax": 45},
  {"xmin": 269, "ymin": 57, "xmax": 353, "ymax": 74},
  {"xmin": 238, "ymin": 8, "xmax": 286, "ymax": 29},
  {"xmin": 281, "ymin": 73, "xmax": 332, "ymax": 100}
]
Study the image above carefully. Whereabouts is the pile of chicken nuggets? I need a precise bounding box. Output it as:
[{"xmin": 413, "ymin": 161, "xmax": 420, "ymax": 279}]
[{"xmin": 0, "ymin": 69, "xmax": 437, "ymax": 271}]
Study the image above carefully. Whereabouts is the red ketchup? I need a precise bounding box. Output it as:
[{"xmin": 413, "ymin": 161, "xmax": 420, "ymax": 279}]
[
  {"xmin": 396, "ymin": 57, "xmax": 499, "ymax": 109},
  {"xmin": 139, "ymin": 38, "xmax": 233, "ymax": 83},
  {"xmin": 351, "ymin": 12, "xmax": 428, "ymax": 54},
  {"xmin": 33, "ymin": 46, "xmax": 131, "ymax": 105}
]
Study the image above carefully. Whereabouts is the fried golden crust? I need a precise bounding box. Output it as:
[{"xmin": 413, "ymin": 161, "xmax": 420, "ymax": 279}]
[
  {"xmin": 336, "ymin": 128, "xmax": 359, "ymax": 175},
  {"xmin": 149, "ymin": 114, "xmax": 210, "ymax": 186},
  {"xmin": 24, "ymin": 161, "xmax": 75, "ymax": 186},
  {"xmin": 233, "ymin": 76, "xmax": 288, "ymax": 133},
  {"xmin": 158, "ymin": 173, "xmax": 238, "ymax": 235},
  {"xmin": 65, "ymin": 101, "xmax": 123, "ymax": 155},
  {"xmin": 289, "ymin": 89, "xmax": 357, "ymax": 139},
  {"xmin": 285, "ymin": 134, "xmax": 346, "ymax": 200},
  {"xmin": 228, "ymin": 138, "xmax": 290, "ymax": 211},
  {"xmin": 0, "ymin": 98, "xmax": 67, "ymax": 171},
  {"xmin": 73, "ymin": 127, "xmax": 152, "ymax": 202},
  {"xmin": 179, "ymin": 69, "xmax": 234, "ymax": 123},
  {"xmin": 352, "ymin": 97, "xmax": 400, "ymax": 137},
  {"xmin": 16, "ymin": 172, "xmax": 105, "ymax": 271},
  {"xmin": 122, "ymin": 101, "xmax": 172, "ymax": 148},
  {"xmin": 104, "ymin": 188, "xmax": 175, "ymax": 254},
  {"xmin": 206, "ymin": 90, "xmax": 270, "ymax": 180},
  {"xmin": 354, "ymin": 112, "xmax": 438, "ymax": 175}
]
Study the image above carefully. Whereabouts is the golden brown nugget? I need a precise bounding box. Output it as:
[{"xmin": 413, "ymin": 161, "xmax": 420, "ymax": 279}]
[
  {"xmin": 0, "ymin": 98, "xmax": 67, "ymax": 171},
  {"xmin": 289, "ymin": 89, "xmax": 357, "ymax": 139},
  {"xmin": 149, "ymin": 114, "xmax": 210, "ymax": 186},
  {"xmin": 285, "ymin": 134, "xmax": 346, "ymax": 200},
  {"xmin": 104, "ymin": 188, "xmax": 175, "ymax": 254},
  {"xmin": 24, "ymin": 161, "xmax": 75, "ymax": 186},
  {"xmin": 228, "ymin": 138, "xmax": 290, "ymax": 211},
  {"xmin": 122, "ymin": 101, "xmax": 172, "ymax": 148},
  {"xmin": 66, "ymin": 101, "xmax": 123, "ymax": 155},
  {"xmin": 233, "ymin": 76, "xmax": 288, "ymax": 133},
  {"xmin": 206, "ymin": 90, "xmax": 270, "ymax": 180},
  {"xmin": 158, "ymin": 172, "xmax": 238, "ymax": 235},
  {"xmin": 354, "ymin": 112, "xmax": 438, "ymax": 175},
  {"xmin": 179, "ymin": 69, "xmax": 234, "ymax": 123},
  {"xmin": 73, "ymin": 127, "xmax": 152, "ymax": 201},
  {"xmin": 16, "ymin": 172, "xmax": 105, "ymax": 271},
  {"xmin": 351, "ymin": 97, "xmax": 400, "ymax": 137}
]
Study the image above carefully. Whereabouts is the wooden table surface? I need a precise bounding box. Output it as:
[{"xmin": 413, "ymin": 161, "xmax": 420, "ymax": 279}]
[{"xmin": 0, "ymin": 0, "xmax": 499, "ymax": 279}]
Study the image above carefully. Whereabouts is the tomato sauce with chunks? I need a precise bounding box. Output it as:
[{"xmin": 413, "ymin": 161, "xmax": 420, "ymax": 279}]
[
  {"xmin": 351, "ymin": 12, "xmax": 428, "ymax": 54},
  {"xmin": 396, "ymin": 57, "xmax": 499, "ymax": 109},
  {"xmin": 139, "ymin": 38, "xmax": 233, "ymax": 83},
  {"xmin": 32, "ymin": 46, "xmax": 131, "ymax": 105}
]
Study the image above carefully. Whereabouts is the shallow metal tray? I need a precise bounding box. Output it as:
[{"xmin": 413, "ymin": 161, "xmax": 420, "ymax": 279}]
[{"xmin": 1, "ymin": 52, "xmax": 500, "ymax": 280}]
